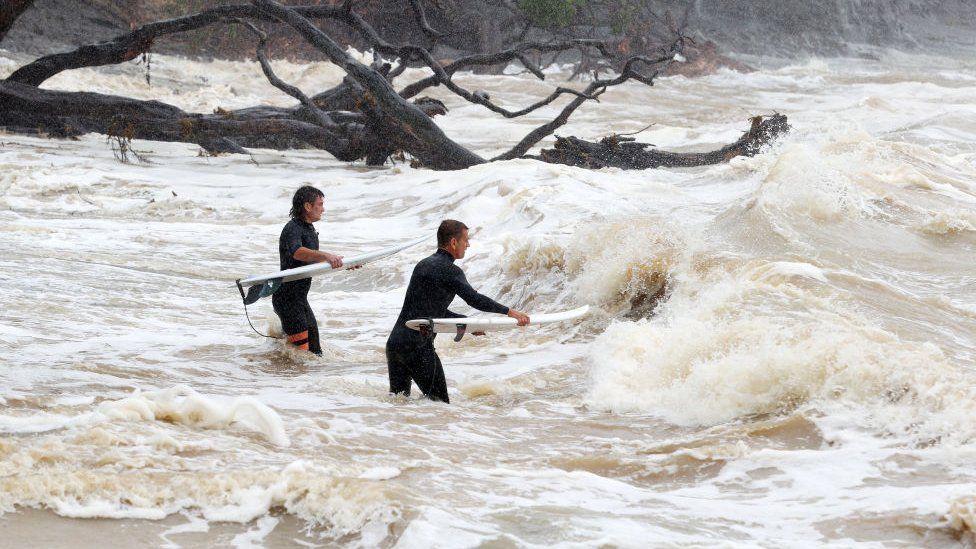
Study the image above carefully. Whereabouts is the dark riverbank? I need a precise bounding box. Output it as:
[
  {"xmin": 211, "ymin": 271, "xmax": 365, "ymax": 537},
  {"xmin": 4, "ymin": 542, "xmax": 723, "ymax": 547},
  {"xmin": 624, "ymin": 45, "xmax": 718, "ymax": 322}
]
[{"xmin": 4, "ymin": 0, "xmax": 975, "ymax": 62}]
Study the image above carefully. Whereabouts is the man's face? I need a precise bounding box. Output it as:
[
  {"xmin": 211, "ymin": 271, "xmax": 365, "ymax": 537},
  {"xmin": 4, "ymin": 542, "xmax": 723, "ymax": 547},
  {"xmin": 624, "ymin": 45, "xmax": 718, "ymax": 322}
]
[
  {"xmin": 451, "ymin": 228, "xmax": 470, "ymax": 259},
  {"xmin": 304, "ymin": 196, "xmax": 325, "ymax": 223}
]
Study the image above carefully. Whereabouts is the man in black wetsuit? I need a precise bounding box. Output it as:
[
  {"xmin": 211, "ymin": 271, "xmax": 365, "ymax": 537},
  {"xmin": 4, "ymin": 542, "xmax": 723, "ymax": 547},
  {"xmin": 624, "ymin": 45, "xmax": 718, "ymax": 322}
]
[
  {"xmin": 273, "ymin": 186, "xmax": 345, "ymax": 355},
  {"xmin": 386, "ymin": 220, "xmax": 530, "ymax": 403}
]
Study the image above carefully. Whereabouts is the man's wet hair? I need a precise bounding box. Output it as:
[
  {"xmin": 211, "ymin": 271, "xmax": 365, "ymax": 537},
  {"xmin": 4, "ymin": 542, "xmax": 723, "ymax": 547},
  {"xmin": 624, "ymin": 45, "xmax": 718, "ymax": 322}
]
[
  {"xmin": 290, "ymin": 185, "xmax": 324, "ymax": 220},
  {"xmin": 437, "ymin": 220, "xmax": 468, "ymax": 247}
]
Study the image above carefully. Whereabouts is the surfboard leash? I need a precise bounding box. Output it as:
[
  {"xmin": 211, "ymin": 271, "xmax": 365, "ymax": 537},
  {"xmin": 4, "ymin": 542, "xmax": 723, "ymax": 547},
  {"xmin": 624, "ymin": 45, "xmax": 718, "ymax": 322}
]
[
  {"xmin": 236, "ymin": 277, "xmax": 276, "ymax": 339},
  {"xmin": 242, "ymin": 301, "xmax": 275, "ymax": 339}
]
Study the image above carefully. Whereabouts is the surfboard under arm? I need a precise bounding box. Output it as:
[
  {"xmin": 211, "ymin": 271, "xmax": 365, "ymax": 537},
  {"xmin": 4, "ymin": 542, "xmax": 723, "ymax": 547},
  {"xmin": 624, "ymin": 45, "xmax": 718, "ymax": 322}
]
[
  {"xmin": 236, "ymin": 235, "xmax": 427, "ymax": 305},
  {"xmin": 405, "ymin": 305, "xmax": 589, "ymax": 341}
]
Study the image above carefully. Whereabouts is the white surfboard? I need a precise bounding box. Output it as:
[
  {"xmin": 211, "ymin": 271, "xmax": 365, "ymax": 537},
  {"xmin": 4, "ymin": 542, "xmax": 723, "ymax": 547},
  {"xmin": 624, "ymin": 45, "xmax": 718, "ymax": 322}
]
[
  {"xmin": 405, "ymin": 305, "xmax": 589, "ymax": 341},
  {"xmin": 236, "ymin": 235, "xmax": 427, "ymax": 304}
]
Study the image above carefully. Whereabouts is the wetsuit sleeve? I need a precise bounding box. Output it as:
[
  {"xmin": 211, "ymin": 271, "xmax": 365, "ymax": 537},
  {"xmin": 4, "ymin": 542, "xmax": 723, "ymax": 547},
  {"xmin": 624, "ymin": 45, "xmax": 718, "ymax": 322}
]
[
  {"xmin": 448, "ymin": 268, "xmax": 509, "ymax": 314},
  {"xmin": 281, "ymin": 223, "xmax": 304, "ymax": 259}
]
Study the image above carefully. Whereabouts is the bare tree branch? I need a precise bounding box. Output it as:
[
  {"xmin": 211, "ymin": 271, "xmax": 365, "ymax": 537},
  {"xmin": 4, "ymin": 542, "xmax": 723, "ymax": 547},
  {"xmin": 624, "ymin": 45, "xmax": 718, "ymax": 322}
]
[
  {"xmin": 514, "ymin": 52, "xmax": 545, "ymax": 79},
  {"xmin": 398, "ymin": 39, "xmax": 610, "ymax": 99},
  {"xmin": 0, "ymin": 0, "xmax": 33, "ymax": 44},
  {"xmin": 405, "ymin": 0, "xmax": 444, "ymax": 39},
  {"xmin": 394, "ymin": 43, "xmax": 604, "ymax": 119},
  {"xmin": 233, "ymin": 18, "xmax": 335, "ymax": 128},
  {"xmin": 251, "ymin": 0, "xmax": 484, "ymax": 170},
  {"xmin": 493, "ymin": 88, "xmax": 603, "ymax": 161},
  {"xmin": 4, "ymin": 4, "xmax": 349, "ymax": 86},
  {"xmin": 494, "ymin": 38, "xmax": 685, "ymax": 161}
]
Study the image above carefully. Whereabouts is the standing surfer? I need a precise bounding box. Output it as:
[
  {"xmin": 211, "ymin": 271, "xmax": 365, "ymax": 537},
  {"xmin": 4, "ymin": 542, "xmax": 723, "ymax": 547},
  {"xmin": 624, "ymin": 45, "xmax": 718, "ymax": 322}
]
[
  {"xmin": 386, "ymin": 220, "xmax": 529, "ymax": 403},
  {"xmin": 273, "ymin": 185, "xmax": 345, "ymax": 355}
]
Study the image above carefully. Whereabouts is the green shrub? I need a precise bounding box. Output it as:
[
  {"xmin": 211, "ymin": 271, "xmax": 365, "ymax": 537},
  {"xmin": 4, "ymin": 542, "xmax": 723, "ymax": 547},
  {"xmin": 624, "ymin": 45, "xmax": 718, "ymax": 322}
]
[{"xmin": 519, "ymin": 0, "xmax": 588, "ymax": 27}]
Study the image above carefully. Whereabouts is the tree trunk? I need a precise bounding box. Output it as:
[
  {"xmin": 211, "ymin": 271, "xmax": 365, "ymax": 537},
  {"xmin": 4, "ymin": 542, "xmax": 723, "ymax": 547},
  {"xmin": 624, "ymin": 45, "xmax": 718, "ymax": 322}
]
[{"xmin": 0, "ymin": 80, "xmax": 370, "ymax": 159}]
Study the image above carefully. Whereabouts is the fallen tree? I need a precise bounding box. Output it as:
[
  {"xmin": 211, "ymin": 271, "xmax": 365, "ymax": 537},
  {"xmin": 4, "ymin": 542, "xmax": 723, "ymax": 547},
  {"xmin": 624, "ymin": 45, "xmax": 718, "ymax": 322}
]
[{"xmin": 0, "ymin": 0, "xmax": 787, "ymax": 170}]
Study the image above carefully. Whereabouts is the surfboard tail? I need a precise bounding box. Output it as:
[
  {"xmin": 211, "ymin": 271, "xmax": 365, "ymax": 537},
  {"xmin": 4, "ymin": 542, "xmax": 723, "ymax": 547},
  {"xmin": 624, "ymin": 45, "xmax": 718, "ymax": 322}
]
[{"xmin": 238, "ymin": 278, "xmax": 282, "ymax": 305}]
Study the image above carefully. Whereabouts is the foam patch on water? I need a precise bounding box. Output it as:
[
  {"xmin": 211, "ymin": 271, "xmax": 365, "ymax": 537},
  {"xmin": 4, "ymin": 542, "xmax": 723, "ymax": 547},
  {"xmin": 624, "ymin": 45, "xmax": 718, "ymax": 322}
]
[
  {"xmin": 949, "ymin": 495, "xmax": 976, "ymax": 538},
  {"xmin": 757, "ymin": 129, "xmax": 976, "ymax": 237},
  {"xmin": 358, "ymin": 467, "xmax": 401, "ymax": 481},
  {"xmin": 758, "ymin": 138, "xmax": 871, "ymax": 223},
  {"xmin": 96, "ymin": 385, "xmax": 290, "ymax": 447},
  {"xmin": 0, "ymin": 459, "xmax": 398, "ymax": 536},
  {"xmin": 917, "ymin": 209, "xmax": 976, "ymax": 235},
  {"xmin": 0, "ymin": 411, "xmax": 87, "ymax": 434}
]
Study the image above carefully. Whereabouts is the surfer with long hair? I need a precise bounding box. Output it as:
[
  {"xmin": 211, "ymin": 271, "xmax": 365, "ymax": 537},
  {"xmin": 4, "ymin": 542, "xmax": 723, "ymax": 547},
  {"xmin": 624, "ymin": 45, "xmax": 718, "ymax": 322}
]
[{"xmin": 273, "ymin": 185, "xmax": 345, "ymax": 355}]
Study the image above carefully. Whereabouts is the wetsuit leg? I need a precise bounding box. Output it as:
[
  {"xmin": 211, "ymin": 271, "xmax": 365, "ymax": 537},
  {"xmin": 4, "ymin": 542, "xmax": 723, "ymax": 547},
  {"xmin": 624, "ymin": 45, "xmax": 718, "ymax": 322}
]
[
  {"xmin": 386, "ymin": 341, "xmax": 449, "ymax": 403},
  {"xmin": 411, "ymin": 342, "xmax": 449, "ymax": 403},
  {"xmin": 386, "ymin": 342, "xmax": 413, "ymax": 397},
  {"xmin": 303, "ymin": 301, "xmax": 322, "ymax": 356},
  {"xmin": 273, "ymin": 296, "xmax": 317, "ymax": 354}
]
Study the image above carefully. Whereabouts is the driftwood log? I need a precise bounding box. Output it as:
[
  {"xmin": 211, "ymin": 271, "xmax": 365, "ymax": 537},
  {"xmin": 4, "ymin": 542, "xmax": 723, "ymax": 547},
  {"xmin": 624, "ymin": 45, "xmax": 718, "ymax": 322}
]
[{"xmin": 539, "ymin": 115, "xmax": 790, "ymax": 169}]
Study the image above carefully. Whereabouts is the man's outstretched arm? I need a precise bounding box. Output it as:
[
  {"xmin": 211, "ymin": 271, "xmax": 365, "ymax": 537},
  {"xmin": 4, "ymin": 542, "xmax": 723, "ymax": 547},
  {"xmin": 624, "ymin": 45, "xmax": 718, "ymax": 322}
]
[{"xmin": 450, "ymin": 271, "xmax": 529, "ymax": 326}]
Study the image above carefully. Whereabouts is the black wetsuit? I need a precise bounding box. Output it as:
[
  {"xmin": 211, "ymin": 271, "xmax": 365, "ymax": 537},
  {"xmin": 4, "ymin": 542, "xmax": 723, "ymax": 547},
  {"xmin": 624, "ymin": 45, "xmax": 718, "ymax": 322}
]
[
  {"xmin": 272, "ymin": 218, "xmax": 322, "ymax": 355},
  {"xmin": 386, "ymin": 249, "xmax": 509, "ymax": 402}
]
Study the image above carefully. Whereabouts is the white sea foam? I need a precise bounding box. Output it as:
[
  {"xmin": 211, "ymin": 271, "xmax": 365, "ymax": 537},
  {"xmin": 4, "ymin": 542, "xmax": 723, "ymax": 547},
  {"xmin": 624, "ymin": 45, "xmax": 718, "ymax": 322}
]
[
  {"xmin": 95, "ymin": 386, "xmax": 290, "ymax": 447},
  {"xmin": 586, "ymin": 254, "xmax": 976, "ymax": 444},
  {"xmin": 0, "ymin": 457, "xmax": 398, "ymax": 535},
  {"xmin": 918, "ymin": 209, "xmax": 976, "ymax": 235}
]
